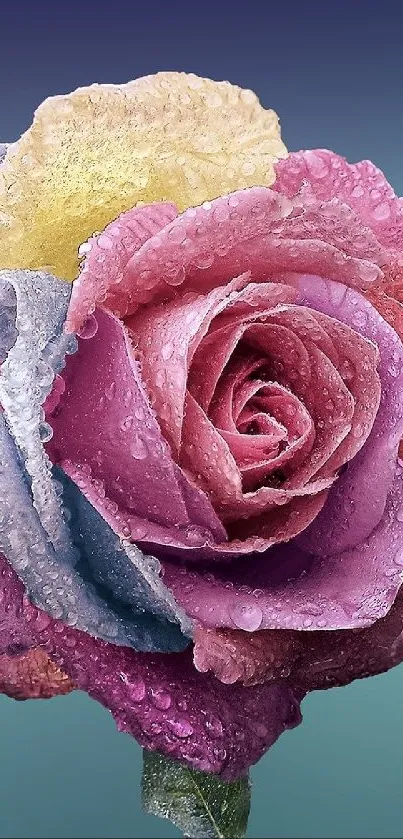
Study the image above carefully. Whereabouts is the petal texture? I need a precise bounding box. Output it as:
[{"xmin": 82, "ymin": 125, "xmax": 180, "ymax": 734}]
[
  {"xmin": 0, "ymin": 552, "xmax": 302, "ymax": 780},
  {"xmin": 0, "ymin": 649, "xmax": 74, "ymax": 700},
  {"xmin": 0, "ymin": 73, "xmax": 286, "ymax": 279}
]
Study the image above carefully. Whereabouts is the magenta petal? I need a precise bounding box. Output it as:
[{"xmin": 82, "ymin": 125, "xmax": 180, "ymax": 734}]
[
  {"xmin": 294, "ymin": 275, "xmax": 403, "ymax": 555},
  {"xmin": 51, "ymin": 308, "xmax": 189, "ymax": 526},
  {"xmin": 0, "ymin": 553, "xmax": 302, "ymax": 779},
  {"xmin": 49, "ymin": 307, "xmax": 223, "ymax": 548}
]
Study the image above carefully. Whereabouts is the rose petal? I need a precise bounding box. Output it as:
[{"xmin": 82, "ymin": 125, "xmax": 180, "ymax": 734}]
[
  {"xmin": 163, "ymin": 458, "xmax": 403, "ymax": 631},
  {"xmin": 193, "ymin": 584, "xmax": 403, "ymax": 691},
  {"xmin": 0, "ymin": 73, "xmax": 286, "ymax": 279},
  {"xmin": 0, "ymin": 552, "xmax": 302, "ymax": 780},
  {"xmin": 65, "ymin": 202, "xmax": 178, "ymax": 334},
  {"xmin": 181, "ymin": 391, "xmax": 332, "ymax": 526},
  {"xmin": 0, "ymin": 270, "xmax": 75, "ymax": 565},
  {"xmin": 127, "ymin": 273, "xmax": 250, "ymax": 453},
  {"xmin": 188, "ymin": 282, "xmax": 298, "ymax": 412},
  {"xmin": 56, "ymin": 465, "xmax": 192, "ymax": 641},
  {"xmin": 51, "ymin": 306, "xmax": 228, "ymax": 565},
  {"xmin": 122, "ymin": 187, "xmax": 382, "ymax": 318},
  {"xmin": 193, "ymin": 624, "xmax": 299, "ymax": 686},
  {"xmin": 0, "ymin": 649, "xmax": 74, "ymax": 700},
  {"xmin": 295, "ymin": 276, "xmax": 403, "ymax": 555},
  {"xmin": 0, "ymin": 414, "xmax": 186, "ymax": 652},
  {"xmin": 50, "ymin": 308, "xmax": 224, "ymax": 541},
  {"xmin": 274, "ymin": 149, "xmax": 403, "ymax": 251}
]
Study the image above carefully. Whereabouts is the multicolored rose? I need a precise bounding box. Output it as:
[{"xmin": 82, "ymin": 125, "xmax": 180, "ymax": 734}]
[{"xmin": 1, "ymin": 73, "xmax": 403, "ymax": 789}]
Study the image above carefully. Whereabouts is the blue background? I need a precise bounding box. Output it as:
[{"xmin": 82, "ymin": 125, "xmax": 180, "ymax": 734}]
[{"xmin": 1, "ymin": 1, "xmax": 403, "ymax": 836}]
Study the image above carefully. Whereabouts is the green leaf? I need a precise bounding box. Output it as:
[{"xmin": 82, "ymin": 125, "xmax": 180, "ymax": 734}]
[{"xmin": 141, "ymin": 750, "xmax": 251, "ymax": 838}]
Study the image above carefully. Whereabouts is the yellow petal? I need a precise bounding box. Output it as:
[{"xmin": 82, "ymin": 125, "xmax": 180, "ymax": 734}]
[{"xmin": 0, "ymin": 72, "xmax": 287, "ymax": 280}]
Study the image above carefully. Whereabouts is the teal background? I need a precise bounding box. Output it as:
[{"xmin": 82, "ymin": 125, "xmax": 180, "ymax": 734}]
[
  {"xmin": 2, "ymin": 1, "xmax": 403, "ymax": 836},
  {"xmin": 2, "ymin": 669, "xmax": 403, "ymax": 838}
]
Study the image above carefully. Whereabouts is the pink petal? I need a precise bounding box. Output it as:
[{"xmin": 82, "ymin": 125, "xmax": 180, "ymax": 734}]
[
  {"xmin": 65, "ymin": 202, "xmax": 178, "ymax": 333},
  {"xmin": 49, "ymin": 307, "xmax": 225, "ymax": 550},
  {"xmin": 274, "ymin": 149, "xmax": 403, "ymax": 251},
  {"xmin": 294, "ymin": 276, "xmax": 403, "ymax": 555},
  {"xmin": 244, "ymin": 319, "xmax": 355, "ymax": 485},
  {"xmin": 120, "ymin": 188, "xmax": 383, "ymax": 319},
  {"xmin": 125, "ymin": 273, "xmax": 250, "ymax": 454},
  {"xmin": 180, "ymin": 392, "xmax": 332, "ymax": 526}
]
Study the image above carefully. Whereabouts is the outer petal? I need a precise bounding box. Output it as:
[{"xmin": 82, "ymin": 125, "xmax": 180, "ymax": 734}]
[
  {"xmin": 0, "ymin": 649, "xmax": 74, "ymax": 700},
  {"xmin": 295, "ymin": 276, "xmax": 403, "ymax": 555},
  {"xmin": 163, "ymin": 459, "xmax": 403, "ymax": 631},
  {"xmin": 65, "ymin": 202, "xmax": 178, "ymax": 334},
  {"xmin": 193, "ymin": 584, "xmax": 403, "ymax": 692},
  {"xmin": 0, "ymin": 552, "xmax": 302, "ymax": 780},
  {"xmin": 0, "ymin": 271, "xmax": 188, "ymax": 651},
  {"xmin": 0, "ymin": 73, "xmax": 286, "ymax": 279},
  {"xmin": 121, "ymin": 187, "xmax": 383, "ymax": 318},
  {"xmin": 274, "ymin": 149, "xmax": 403, "ymax": 251}
]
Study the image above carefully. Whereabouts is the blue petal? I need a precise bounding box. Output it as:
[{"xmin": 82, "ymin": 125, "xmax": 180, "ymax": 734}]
[{"xmin": 0, "ymin": 270, "xmax": 189, "ymax": 652}]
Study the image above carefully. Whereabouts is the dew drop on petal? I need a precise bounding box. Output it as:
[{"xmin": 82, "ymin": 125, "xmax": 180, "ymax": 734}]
[
  {"xmin": 130, "ymin": 436, "xmax": 148, "ymax": 460},
  {"xmin": 77, "ymin": 314, "xmax": 99, "ymax": 339},
  {"xmin": 151, "ymin": 689, "xmax": 172, "ymax": 710},
  {"xmin": 229, "ymin": 602, "xmax": 263, "ymax": 631},
  {"xmin": 169, "ymin": 718, "xmax": 194, "ymax": 738},
  {"xmin": 39, "ymin": 422, "xmax": 53, "ymax": 443}
]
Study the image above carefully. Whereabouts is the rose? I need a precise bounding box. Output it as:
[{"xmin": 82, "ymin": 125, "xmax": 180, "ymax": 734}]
[{"xmin": 1, "ymin": 73, "xmax": 403, "ymax": 781}]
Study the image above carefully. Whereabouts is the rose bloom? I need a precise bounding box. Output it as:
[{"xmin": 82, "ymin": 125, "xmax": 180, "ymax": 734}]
[{"xmin": 0, "ymin": 73, "xmax": 403, "ymax": 779}]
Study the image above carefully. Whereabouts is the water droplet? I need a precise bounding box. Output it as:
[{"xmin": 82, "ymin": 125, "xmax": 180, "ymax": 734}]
[
  {"xmin": 252, "ymin": 722, "xmax": 269, "ymax": 738},
  {"xmin": 372, "ymin": 202, "xmax": 391, "ymax": 221},
  {"xmin": 127, "ymin": 677, "xmax": 146, "ymax": 702},
  {"xmin": 151, "ymin": 689, "xmax": 172, "ymax": 710},
  {"xmin": 229, "ymin": 602, "xmax": 263, "ymax": 631},
  {"xmin": 352, "ymin": 423, "xmax": 364, "ymax": 439},
  {"xmin": 352, "ymin": 310, "xmax": 368, "ymax": 329},
  {"xmin": 162, "ymin": 342, "xmax": 174, "ymax": 361},
  {"xmin": 185, "ymin": 525, "xmax": 211, "ymax": 546},
  {"xmin": 120, "ymin": 415, "xmax": 134, "ymax": 432},
  {"xmin": 39, "ymin": 422, "xmax": 53, "ymax": 443},
  {"xmin": 205, "ymin": 717, "xmax": 223, "ymax": 738},
  {"xmin": 105, "ymin": 382, "xmax": 116, "ymax": 401},
  {"xmin": 131, "ymin": 436, "xmax": 148, "ymax": 460},
  {"xmin": 77, "ymin": 314, "xmax": 98, "ymax": 339},
  {"xmin": 98, "ymin": 233, "xmax": 113, "ymax": 250},
  {"xmin": 169, "ymin": 718, "xmax": 194, "ymax": 738},
  {"xmin": 394, "ymin": 548, "xmax": 403, "ymax": 565}
]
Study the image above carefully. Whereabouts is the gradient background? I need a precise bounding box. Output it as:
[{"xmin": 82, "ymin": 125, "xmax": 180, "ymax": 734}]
[{"xmin": 1, "ymin": 1, "xmax": 403, "ymax": 836}]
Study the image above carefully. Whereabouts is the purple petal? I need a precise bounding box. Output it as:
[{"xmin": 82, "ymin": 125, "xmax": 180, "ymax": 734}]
[
  {"xmin": 163, "ymin": 459, "xmax": 403, "ymax": 631},
  {"xmin": 0, "ymin": 552, "xmax": 302, "ymax": 779},
  {"xmin": 295, "ymin": 275, "xmax": 403, "ymax": 555}
]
